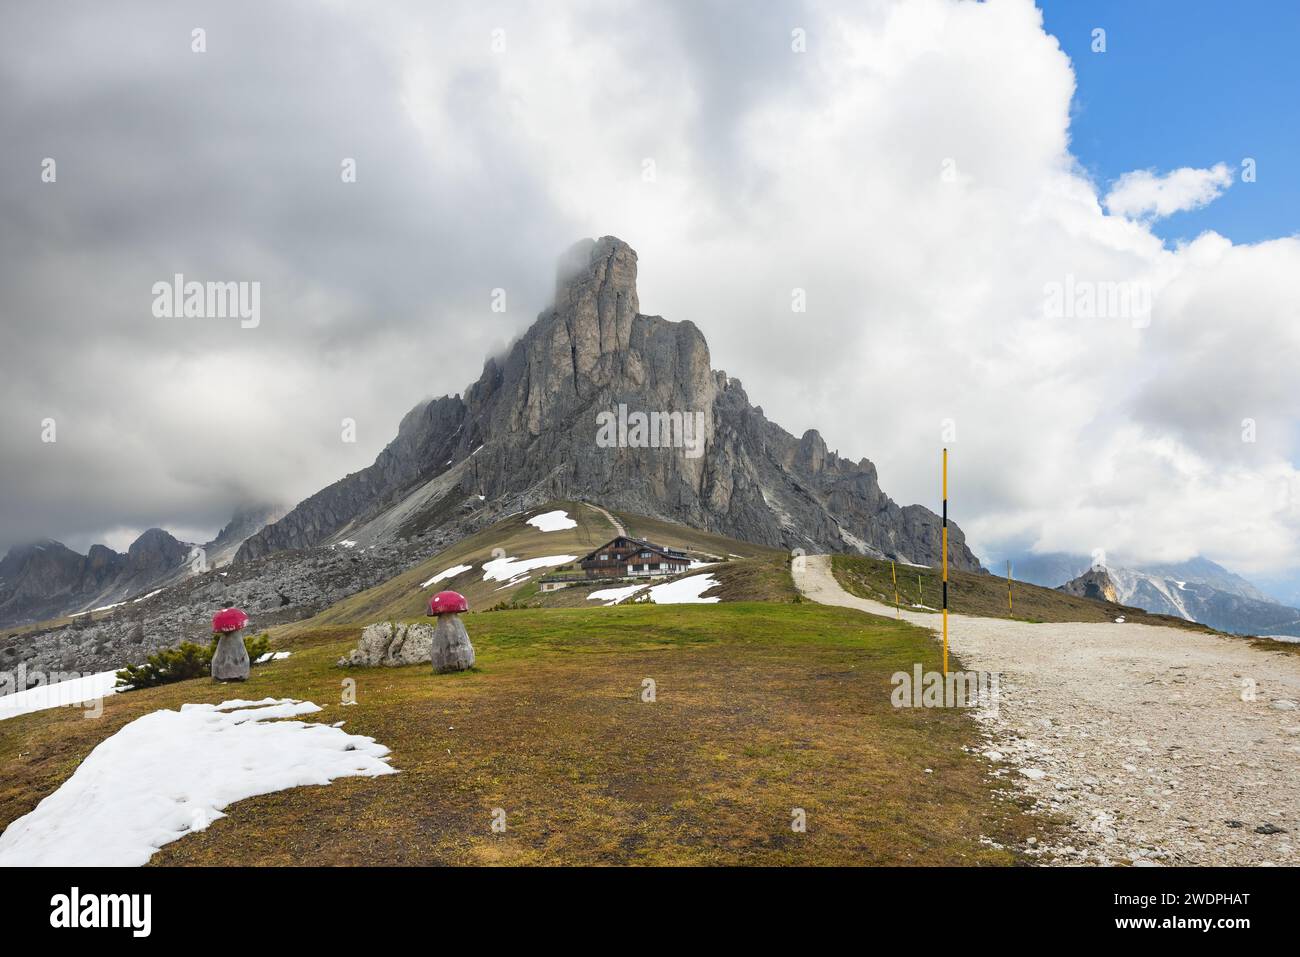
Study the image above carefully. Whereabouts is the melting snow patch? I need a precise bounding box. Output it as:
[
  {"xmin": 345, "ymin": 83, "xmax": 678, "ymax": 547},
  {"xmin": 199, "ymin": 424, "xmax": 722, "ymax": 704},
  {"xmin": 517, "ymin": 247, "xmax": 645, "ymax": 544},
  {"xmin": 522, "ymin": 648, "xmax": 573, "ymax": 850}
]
[
  {"xmin": 253, "ymin": 651, "xmax": 292, "ymax": 664},
  {"xmin": 647, "ymin": 574, "xmax": 721, "ymax": 604},
  {"xmin": 587, "ymin": 583, "xmax": 649, "ymax": 606},
  {"xmin": 0, "ymin": 670, "xmax": 120, "ymax": 722},
  {"xmin": 133, "ymin": 589, "xmax": 163, "ymax": 603},
  {"xmin": 420, "ymin": 564, "xmax": 472, "ymax": 588},
  {"xmin": 0, "ymin": 697, "xmax": 395, "ymax": 866},
  {"xmin": 481, "ymin": 554, "xmax": 576, "ymax": 583},
  {"xmin": 335, "ymin": 540, "xmax": 358, "ymax": 549},
  {"xmin": 527, "ymin": 510, "xmax": 577, "ymax": 532}
]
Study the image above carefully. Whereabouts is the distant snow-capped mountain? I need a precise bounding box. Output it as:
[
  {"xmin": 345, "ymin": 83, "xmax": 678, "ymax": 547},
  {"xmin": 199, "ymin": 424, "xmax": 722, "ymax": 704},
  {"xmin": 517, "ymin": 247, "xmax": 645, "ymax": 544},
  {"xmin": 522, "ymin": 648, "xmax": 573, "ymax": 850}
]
[
  {"xmin": 0, "ymin": 504, "xmax": 283, "ymax": 629},
  {"xmin": 1004, "ymin": 552, "xmax": 1300, "ymax": 638}
]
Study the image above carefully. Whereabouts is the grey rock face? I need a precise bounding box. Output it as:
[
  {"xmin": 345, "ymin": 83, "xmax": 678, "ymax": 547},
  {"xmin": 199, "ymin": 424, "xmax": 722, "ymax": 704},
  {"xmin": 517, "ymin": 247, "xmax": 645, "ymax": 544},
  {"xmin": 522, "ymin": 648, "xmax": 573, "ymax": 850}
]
[
  {"xmin": 337, "ymin": 620, "xmax": 436, "ymax": 667},
  {"xmin": 430, "ymin": 614, "xmax": 475, "ymax": 674},
  {"xmin": 211, "ymin": 628, "xmax": 250, "ymax": 681},
  {"xmin": 238, "ymin": 236, "xmax": 981, "ymax": 572},
  {"xmin": 236, "ymin": 396, "xmax": 467, "ymax": 561}
]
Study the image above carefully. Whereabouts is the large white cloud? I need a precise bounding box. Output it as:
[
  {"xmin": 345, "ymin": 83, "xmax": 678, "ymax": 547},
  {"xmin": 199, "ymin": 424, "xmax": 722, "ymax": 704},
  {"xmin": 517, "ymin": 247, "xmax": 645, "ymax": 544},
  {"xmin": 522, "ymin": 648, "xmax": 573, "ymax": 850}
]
[{"xmin": 2, "ymin": 0, "xmax": 1297, "ymax": 586}]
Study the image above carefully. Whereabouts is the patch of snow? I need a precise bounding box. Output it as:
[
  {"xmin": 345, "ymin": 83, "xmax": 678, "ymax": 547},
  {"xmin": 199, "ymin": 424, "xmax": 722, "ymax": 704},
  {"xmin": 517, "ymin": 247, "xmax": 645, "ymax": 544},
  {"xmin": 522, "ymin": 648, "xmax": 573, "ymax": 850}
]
[
  {"xmin": 527, "ymin": 509, "xmax": 577, "ymax": 532},
  {"xmin": 420, "ymin": 563, "xmax": 472, "ymax": 588},
  {"xmin": 481, "ymin": 554, "xmax": 577, "ymax": 583},
  {"xmin": 335, "ymin": 540, "xmax": 358, "ymax": 549},
  {"xmin": 133, "ymin": 589, "xmax": 163, "ymax": 603},
  {"xmin": 587, "ymin": 583, "xmax": 649, "ymax": 606},
  {"xmin": 89, "ymin": 601, "xmax": 125, "ymax": 613},
  {"xmin": 470, "ymin": 444, "xmax": 484, "ymax": 456},
  {"xmin": 0, "ymin": 670, "xmax": 120, "ymax": 722},
  {"xmin": 647, "ymin": 573, "xmax": 721, "ymax": 604},
  {"xmin": 0, "ymin": 698, "xmax": 396, "ymax": 866},
  {"xmin": 1174, "ymin": 580, "xmax": 1187, "ymax": 590},
  {"xmin": 253, "ymin": 651, "xmax": 292, "ymax": 664}
]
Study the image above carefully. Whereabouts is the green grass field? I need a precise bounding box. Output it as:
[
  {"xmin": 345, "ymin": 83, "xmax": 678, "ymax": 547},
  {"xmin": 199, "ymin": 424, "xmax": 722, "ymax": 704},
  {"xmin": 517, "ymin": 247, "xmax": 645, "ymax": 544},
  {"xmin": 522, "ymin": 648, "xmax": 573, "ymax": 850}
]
[{"xmin": 0, "ymin": 602, "xmax": 1050, "ymax": 865}]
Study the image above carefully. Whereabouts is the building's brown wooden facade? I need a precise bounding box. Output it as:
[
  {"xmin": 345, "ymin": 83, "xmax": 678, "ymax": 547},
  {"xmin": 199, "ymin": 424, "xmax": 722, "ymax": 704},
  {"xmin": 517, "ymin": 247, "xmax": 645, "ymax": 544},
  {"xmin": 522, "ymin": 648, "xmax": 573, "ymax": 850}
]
[{"xmin": 578, "ymin": 536, "xmax": 691, "ymax": 579}]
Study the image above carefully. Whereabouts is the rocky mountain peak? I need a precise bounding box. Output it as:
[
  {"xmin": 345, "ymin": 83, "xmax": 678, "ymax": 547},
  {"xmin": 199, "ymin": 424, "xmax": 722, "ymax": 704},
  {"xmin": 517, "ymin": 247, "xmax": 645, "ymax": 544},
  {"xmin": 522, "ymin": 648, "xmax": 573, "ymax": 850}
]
[
  {"xmin": 1058, "ymin": 566, "xmax": 1119, "ymax": 603},
  {"xmin": 555, "ymin": 235, "xmax": 639, "ymax": 317},
  {"xmin": 237, "ymin": 237, "xmax": 982, "ymax": 573}
]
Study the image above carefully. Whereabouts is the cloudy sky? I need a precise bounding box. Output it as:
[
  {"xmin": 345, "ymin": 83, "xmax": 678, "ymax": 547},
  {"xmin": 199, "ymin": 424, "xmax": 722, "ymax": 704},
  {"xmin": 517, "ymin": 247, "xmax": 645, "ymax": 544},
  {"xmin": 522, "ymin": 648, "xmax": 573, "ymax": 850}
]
[{"xmin": 2, "ymin": 1, "xmax": 1298, "ymax": 599}]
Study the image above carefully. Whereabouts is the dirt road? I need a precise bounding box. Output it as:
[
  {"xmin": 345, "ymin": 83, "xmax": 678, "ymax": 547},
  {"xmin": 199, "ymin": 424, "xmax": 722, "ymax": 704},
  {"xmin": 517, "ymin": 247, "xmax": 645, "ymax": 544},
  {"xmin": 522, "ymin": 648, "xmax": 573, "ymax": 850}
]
[{"xmin": 795, "ymin": 554, "xmax": 1300, "ymax": 865}]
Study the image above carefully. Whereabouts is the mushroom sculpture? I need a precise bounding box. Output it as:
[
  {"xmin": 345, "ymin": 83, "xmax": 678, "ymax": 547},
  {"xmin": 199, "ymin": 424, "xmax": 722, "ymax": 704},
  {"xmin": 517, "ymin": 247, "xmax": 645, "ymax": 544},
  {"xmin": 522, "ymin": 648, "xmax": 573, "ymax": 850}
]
[
  {"xmin": 210, "ymin": 607, "xmax": 251, "ymax": 682},
  {"xmin": 426, "ymin": 590, "xmax": 475, "ymax": 673}
]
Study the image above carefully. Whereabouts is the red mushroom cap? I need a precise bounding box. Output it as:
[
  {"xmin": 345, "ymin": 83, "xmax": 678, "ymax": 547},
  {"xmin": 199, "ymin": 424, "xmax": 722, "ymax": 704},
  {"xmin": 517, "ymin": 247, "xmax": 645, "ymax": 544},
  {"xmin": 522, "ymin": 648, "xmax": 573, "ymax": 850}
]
[
  {"xmin": 427, "ymin": 590, "xmax": 469, "ymax": 616},
  {"xmin": 211, "ymin": 607, "xmax": 249, "ymax": 633}
]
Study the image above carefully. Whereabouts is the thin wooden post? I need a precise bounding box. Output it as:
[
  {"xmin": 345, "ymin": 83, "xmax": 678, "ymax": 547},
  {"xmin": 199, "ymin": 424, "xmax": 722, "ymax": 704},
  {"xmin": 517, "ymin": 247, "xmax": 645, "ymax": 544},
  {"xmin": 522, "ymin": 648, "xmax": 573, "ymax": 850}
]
[
  {"xmin": 891, "ymin": 560, "xmax": 899, "ymax": 618},
  {"xmin": 942, "ymin": 448, "xmax": 949, "ymax": 677}
]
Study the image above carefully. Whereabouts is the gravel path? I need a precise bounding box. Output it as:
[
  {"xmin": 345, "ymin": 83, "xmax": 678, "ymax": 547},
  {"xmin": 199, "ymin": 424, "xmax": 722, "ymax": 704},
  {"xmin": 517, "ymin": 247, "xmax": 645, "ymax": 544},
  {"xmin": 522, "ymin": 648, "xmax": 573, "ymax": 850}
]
[{"xmin": 795, "ymin": 555, "xmax": 1300, "ymax": 866}]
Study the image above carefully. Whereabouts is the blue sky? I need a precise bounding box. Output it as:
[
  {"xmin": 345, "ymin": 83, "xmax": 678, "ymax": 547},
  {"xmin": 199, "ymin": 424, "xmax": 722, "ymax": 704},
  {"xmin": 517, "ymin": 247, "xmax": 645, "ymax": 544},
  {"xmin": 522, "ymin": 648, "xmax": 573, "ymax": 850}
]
[
  {"xmin": 1040, "ymin": 0, "xmax": 1300, "ymax": 604},
  {"xmin": 1039, "ymin": 0, "xmax": 1299, "ymax": 245}
]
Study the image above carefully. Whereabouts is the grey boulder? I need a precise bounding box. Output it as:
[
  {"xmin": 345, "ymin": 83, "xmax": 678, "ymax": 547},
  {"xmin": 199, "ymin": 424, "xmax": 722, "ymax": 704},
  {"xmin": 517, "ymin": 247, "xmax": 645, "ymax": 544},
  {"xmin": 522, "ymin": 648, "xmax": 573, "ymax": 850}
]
[{"xmin": 337, "ymin": 621, "xmax": 435, "ymax": 667}]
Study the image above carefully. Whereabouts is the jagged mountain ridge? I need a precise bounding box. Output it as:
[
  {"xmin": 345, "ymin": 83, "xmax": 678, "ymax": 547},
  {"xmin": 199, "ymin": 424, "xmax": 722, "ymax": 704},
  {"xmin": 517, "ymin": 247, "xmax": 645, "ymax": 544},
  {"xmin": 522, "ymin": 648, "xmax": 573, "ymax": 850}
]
[
  {"xmin": 0, "ymin": 504, "xmax": 282, "ymax": 628},
  {"xmin": 238, "ymin": 236, "xmax": 981, "ymax": 572}
]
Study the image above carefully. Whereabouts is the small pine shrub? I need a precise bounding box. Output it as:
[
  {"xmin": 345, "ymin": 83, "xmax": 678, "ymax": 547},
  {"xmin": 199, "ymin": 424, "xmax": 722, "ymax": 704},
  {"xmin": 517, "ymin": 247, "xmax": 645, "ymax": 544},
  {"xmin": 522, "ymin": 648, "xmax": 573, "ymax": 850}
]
[
  {"xmin": 243, "ymin": 631, "xmax": 272, "ymax": 662},
  {"xmin": 116, "ymin": 632, "xmax": 275, "ymax": 691}
]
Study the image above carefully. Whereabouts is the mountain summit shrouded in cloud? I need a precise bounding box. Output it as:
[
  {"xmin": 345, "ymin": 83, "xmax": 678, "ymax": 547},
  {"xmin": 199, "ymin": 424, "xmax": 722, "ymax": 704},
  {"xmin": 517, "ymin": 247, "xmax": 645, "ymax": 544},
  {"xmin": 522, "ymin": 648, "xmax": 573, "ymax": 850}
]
[{"xmin": 1, "ymin": 0, "xmax": 1298, "ymax": 593}]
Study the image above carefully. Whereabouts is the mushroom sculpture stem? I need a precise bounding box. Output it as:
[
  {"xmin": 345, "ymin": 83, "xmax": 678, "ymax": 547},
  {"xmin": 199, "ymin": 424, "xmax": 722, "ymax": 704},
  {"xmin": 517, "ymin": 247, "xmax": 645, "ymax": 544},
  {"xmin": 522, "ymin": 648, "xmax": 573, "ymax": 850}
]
[
  {"xmin": 211, "ymin": 607, "xmax": 251, "ymax": 682},
  {"xmin": 427, "ymin": 591, "xmax": 475, "ymax": 674}
]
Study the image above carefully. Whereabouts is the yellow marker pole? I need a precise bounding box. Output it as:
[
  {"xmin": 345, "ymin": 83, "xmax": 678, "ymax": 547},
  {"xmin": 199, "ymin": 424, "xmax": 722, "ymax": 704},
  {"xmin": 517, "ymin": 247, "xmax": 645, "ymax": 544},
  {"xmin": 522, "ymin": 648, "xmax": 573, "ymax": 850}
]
[
  {"xmin": 1007, "ymin": 560, "xmax": 1013, "ymax": 616},
  {"xmin": 891, "ymin": 560, "xmax": 899, "ymax": 618},
  {"xmin": 942, "ymin": 448, "xmax": 949, "ymax": 677}
]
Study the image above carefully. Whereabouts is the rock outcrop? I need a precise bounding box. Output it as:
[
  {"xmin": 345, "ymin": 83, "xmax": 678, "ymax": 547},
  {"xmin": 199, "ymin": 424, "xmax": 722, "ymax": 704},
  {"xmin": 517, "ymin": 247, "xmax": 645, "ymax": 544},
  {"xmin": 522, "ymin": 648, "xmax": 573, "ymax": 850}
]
[
  {"xmin": 337, "ymin": 621, "xmax": 436, "ymax": 667},
  {"xmin": 1058, "ymin": 567, "xmax": 1119, "ymax": 603},
  {"xmin": 238, "ymin": 237, "xmax": 981, "ymax": 572}
]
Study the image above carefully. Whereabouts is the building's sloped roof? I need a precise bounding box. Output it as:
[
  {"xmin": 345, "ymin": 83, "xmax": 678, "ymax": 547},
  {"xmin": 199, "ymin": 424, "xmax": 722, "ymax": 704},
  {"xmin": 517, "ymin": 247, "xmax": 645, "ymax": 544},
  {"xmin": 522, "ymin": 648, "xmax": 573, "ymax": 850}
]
[{"xmin": 579, "ymin": 536, "xmax": 689, "ymax": 564}]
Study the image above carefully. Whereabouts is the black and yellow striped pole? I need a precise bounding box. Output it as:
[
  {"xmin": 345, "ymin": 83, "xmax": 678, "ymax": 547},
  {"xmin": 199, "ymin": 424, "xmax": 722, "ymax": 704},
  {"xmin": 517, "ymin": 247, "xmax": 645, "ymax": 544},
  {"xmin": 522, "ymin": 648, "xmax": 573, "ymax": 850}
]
[
  {"xmin": 1007, "ymin": 560, "xmax": 1013, "ymax": 616},
  {"xmin": 891, "ymin": 560, "xmax": 899, "ymax": 617},
  {"xmin": 942, "ymin": 447, "xmax": 949, "ymax": 677}
]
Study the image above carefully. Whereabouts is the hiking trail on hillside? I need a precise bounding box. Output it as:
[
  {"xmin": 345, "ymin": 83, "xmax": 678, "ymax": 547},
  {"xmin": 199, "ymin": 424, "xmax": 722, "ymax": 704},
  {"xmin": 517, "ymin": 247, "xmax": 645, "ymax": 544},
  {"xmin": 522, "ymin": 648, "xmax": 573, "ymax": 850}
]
[{"xmin": 795, "ymin": 555, "xmax": 1300, "ymax": 866}]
